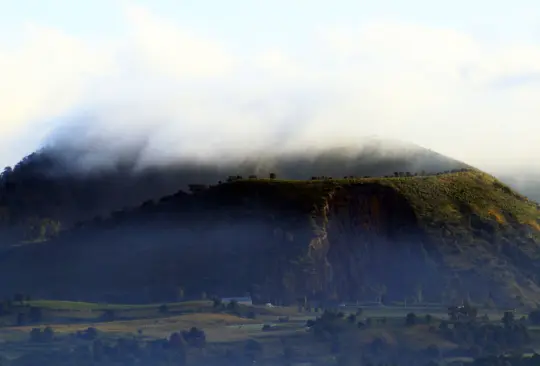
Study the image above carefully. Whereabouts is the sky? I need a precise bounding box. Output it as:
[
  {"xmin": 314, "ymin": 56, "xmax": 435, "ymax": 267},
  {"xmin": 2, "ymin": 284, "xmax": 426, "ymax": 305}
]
[{"xmin": 0, "ymin": 0, "xmax": 539, "ymax": 173}]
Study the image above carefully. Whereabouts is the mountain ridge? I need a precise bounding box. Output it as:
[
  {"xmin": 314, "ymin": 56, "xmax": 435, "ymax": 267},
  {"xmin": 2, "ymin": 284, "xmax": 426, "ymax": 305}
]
[
  {"xmin": 0, "ymin": 140, "xmax": 470, "ymax": 243},
  {"xmin": 1, "ymin": 169, "xmax": 539, "ymax": 309}
]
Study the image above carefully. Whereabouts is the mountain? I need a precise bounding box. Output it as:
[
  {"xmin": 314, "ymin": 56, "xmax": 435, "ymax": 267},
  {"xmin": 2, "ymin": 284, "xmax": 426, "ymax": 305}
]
[
  {"xmin": 1, "ymin": 169, "xmax": 539, "ymax": 308},
  {"xmin": 0, "ymin": 139, "xmax": 469, "ymax": 243}
]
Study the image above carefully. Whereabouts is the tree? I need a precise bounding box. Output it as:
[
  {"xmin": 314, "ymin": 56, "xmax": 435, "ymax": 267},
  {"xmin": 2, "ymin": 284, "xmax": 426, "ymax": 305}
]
[
  {"xmin": 169, "ymin": 332, "xmax": 187, "ymax": 352},
  {"xmin": 415, "ymin": 284, "xmax": 423, "ymax": 303},
  {"xmin": 212, "ymin": 298, "xmax": 223, "ymax": 309},
  {"xmin": 502, "ymin": 311, "xmax": 515, "ymax": 328},
  {"xmin": 177, "ymin": 287, "xmax": 184, "ymax": 301},
  {"xmin": 405, "ymin": 312, "xmax": 417, "ymax": 326},
  {"xmin": 297, "ymin": 296, "xmax": 307, "ymax": 312},
  {"xmin": 227, "ymin": 300, "xmax": 239, "ymax": 313},
  {"xmin": 29, "ymin": 328, "xmax": 42, "ymax": 342},
  {"xmin": 17, "ymin": 312, "xmax": 26, "ymax": 326},
  {"xmin": 373, "ymin": 284, "xmax": 387, "ymax": 304},
  {"xmin": 101, "ymin": 309, "xmax": 115, "ymax": 322},
  {"xmin": 269, "ymin": 173, "xmax": 276, "ymax": 179},
  {"xmin": 42, "ymin": 326, "xmax": 54, "ymax": 342},
  {"xmin": 86, "ymin": 327, "xmax": 98, "ymax": 340},
  {"xmin": 182, "ymin": 327, "xmax": 206, "ymax": 348},
  {"xmin": 29, "ymin": 307, "xmax": 43, "ymax": 323},
  {"xmin": 159, "ymin": 304, "xmax": 169, "ymax": 313}
]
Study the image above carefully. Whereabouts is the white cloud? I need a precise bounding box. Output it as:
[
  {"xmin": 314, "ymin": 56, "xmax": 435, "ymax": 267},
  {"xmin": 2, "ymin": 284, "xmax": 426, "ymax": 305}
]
[
  {"xmin": 122, "ymin": 4, "xmax": 235, "ymax": 80},
  {"xmin": 0, "ymin": 25, "xmax": 108, "ymax": 127},
  {"xmin": 0, "ymin": 3, "xmax": 539, "ymax": 173}
]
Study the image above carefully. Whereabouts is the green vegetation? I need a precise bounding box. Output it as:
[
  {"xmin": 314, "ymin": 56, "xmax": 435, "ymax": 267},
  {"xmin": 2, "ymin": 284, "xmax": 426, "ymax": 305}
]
[{"xmin": 220, "ymin": 169, "xmax": 538, "ymax": 231}]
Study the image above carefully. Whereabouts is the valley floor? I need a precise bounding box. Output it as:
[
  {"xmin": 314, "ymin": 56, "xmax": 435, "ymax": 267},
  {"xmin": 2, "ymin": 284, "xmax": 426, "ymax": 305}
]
[{"xmin": 0, "ymin": 300, "xmax": 539, "ymax": 365}]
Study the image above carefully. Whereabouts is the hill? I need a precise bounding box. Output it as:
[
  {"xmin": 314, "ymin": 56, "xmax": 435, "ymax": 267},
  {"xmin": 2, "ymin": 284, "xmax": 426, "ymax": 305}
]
[
  {"xmin": 0, "ymin": 140, "xmax": 468, "ymax": 243},
  {"xmin": 1, "ymin": 169, "xmax": 539, "ymax": 309}
]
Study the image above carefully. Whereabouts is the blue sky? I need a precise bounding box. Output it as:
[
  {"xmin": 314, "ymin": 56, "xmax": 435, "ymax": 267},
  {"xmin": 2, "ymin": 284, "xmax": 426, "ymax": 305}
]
[{"xmin": 1, "ymin": 0, "xmax": 539, "ymax": 171}]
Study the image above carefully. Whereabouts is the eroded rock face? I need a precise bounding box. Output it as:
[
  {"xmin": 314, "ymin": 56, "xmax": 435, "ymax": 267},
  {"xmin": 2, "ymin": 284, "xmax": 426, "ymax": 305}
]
[{"xmin": 301, "ymin": 185, "xmax": 444, "ymax": 303}]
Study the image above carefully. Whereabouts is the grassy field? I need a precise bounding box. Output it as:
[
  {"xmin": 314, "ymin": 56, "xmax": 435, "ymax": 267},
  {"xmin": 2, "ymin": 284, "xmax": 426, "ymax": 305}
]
[
  {"xmin": 25, "ymin": 300, "xmax": 212, "ymax": 311},
  {"xmin": 1, "ymin": 299, "xmax": 539, "ymax": 365}
]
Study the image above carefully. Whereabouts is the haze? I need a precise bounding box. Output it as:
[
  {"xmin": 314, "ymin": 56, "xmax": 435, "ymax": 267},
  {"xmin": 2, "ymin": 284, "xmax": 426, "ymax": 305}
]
[{"xmin": 1, "ymin": 0, "xmax": 539, "ymax": 175}]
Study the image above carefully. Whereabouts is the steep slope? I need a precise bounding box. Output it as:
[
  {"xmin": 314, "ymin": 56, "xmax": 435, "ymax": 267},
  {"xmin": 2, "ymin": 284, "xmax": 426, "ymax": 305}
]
[
  {"xmin": 0, "ymin": 169, "xmax": 538, "ymax": 308},
  {"xmin": 0, "ymin": 140, "xmax": 468, "ymax": 243}
]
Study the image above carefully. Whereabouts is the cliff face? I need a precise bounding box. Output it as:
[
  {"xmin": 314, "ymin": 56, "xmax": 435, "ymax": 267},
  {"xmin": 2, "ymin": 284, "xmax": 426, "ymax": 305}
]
[
  {"xmin": 304, "ymin": 185, "xmax": 440, "ymax": 303},
  {"xmin": 1, "ymin": 170, "xmax": 539, "ymax": 307}
]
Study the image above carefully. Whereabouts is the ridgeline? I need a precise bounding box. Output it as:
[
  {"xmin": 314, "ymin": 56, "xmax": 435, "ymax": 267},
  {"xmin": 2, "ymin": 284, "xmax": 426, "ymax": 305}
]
[{"xmin": 0, "ymin": 168, "xmax": 539, "ymax": 309}]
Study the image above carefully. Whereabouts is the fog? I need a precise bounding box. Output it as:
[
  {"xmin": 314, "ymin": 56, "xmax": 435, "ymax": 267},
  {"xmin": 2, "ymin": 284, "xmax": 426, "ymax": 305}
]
[{"xmin": 1, "ymin": 3, "xmax": 539, "ymax": 181}]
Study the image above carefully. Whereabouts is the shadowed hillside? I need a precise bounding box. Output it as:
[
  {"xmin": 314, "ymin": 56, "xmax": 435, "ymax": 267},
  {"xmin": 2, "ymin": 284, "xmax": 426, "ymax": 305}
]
[
  {"xmin": 1, "ymin": 169, "xmax": 538, "ymax": 309},
  {"xmin": 0, "ymin": 140, "xmax": 469, "ymax": 243}
]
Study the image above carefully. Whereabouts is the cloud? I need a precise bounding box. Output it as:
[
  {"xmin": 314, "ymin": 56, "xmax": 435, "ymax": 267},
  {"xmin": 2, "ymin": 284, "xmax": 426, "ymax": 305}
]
[
  {"xmin": 0, "ymin": 3, "xmax": 539, "ymax": 173},
  {"xmin": 122, "ymin": 4, "xmax": 235, "ymax": 80}
]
